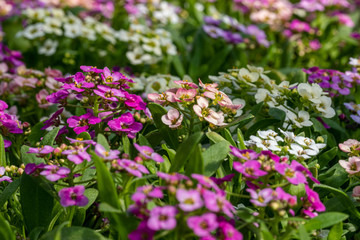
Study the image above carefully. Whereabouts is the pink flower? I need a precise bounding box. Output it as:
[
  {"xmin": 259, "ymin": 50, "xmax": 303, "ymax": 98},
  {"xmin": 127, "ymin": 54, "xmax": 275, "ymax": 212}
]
[
  {"xmin": 161, "ymin": 108, "xmax": 183, "ymax": 128},
  {"xmin": 36, "ymin": 89, "xmax": 51, "ymax": 108},
  {"xmin": 108, "ymin": 112, "xmax": 142, "ymax": 139},
  {"xmin": 301, "ymin": 185, "xmax": 325, "ymax": 218},
  {"xmin": 128, "ymin": 221, "xmax": 155, "ymax": 240},
  {"xmin": 94, "ymin": 85, "xmax": 125, "ymax": 101},
  {"xmin": 0, "ymin": 167, "xmax": 12, "ymax": 183},
  {"xmin": 233, "ymin": 160, "xmax": 267, "ymax": 179},
  {"xmin": 94, "ymin": 143, "xmax": 120, "ymax": 160},
  {"xmin": 27, "ymin": 145, "xmax": 54, "ymax": 155},
  {"xmin": 339, "ymin": 139, "xmax": 360, "ymax": 153},
  {"xmin": 131, "ymin": 185, "xmax": 163, "ymax": 204},
  {"xmin": 147, "ymin": 206, "xmax": 177, "ymax": 231},
  {"xmin": 147, "ymin": 90, "xmax": 176, "ymax": 105},
  {"xmin": 62, "ymin": 146, "xmax": 91, "ymax": 164},
  {"xmin": 67, "ymin": 113, "xmax": 101, "ymax": 134},
  {"xmin": 202, "ymin": 189, "xmax": 235, "ymax": 218},
  {"xmin": 58, "ymin": 185, "xmax": 88, "ymax": 207},
  {"xmin": 174, "ymin": 80, "xmax": 198, "ymax": 89},
  {"xmin": 175, "ymin": 88, "xmax": 197, "ymax": 102},
  {"xmin": 193, "ymin": 97, "xmax": 226, "ymax": 126},
  {"xmin": 187, "ymin": 213, "xmax": 218, "ymax": 237},
  {"xmin": 339, "ymin": 157, "xmax": 360, "ymax": 175},
  {"xmin": 134, "ymin": 143, "xmax": 164, "ymax": 162},
  {"xmin": 247, "ymin": 188, "xmax": 273, "ymax": 207},
  {"xmin": 40, "ymin": 165, "xmax": 70, "ymax": 181},
  {"xmin": 176, "ymin": 188, "xmax": 203, "ymax": 212},
  {"xmin": 124, "ymin": 92, "xmax": 146, "ymax": 110},
  {"xmin": 352, "ymin": 186, "xmax": 360, "ymax": 198},
  {"xmin": 118, "ymin": 159, "xmax": 149, "ymax": 177},
  {"xmin": 229, "ymin": 147, "xmax": 259, "ymax": 161},
  {"xmin": 218, "ymin": 221, "xmax": 243, "ymax": 240},
  {"xmin": 274, "ymin": 187, "xmax": 297, "ymax": 207},
  {"xmin": 274, "ymin": 161, "xmax": 307, "ymax": 185}
]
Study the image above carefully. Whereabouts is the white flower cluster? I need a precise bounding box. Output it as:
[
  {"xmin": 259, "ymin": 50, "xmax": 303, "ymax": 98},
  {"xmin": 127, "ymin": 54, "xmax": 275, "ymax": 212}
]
[
  {"xmin": 17, "ymin": 8, "xmax": 118, "ymax": 56},
  {"xmin": 210, "ymin": 65, "xmax": 336, "ymax": 128},
  {"xmin": 130, "ymin": 73, "xmax": 182, "ymax": 93},
  {"xmin": 349, "ymin": 57, "xmax": 360, "ymax": 67},
  {"xmin": 117, "ymin": 24, "xmax": 177, "ymax": 65},
  {"xmin": 245, "ymin": 129, "xmax": 326, "ymax": 159},
  {"xmin": 129, "ymin": 0, "xmax": 181, "ymax": 26}
]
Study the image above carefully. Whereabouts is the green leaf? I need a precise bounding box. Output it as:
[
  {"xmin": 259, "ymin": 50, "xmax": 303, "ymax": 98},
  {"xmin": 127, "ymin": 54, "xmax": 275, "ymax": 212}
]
[
  {"xmin": 122, "ymin": 135, "xmax": 131, "ymax": 155},
  {"xmin": 98, "ymin": 202, "xmax": 122, "ymax": 213},
  {"xmin": 222, "ymin": 128, "xmax": 236, "ymax": 147},
  {"xmin": 0, "ymin": 135, "xmax": 6, "ymax": 167},
  {"xmin": 148, "ymin": 103, "xmax": 179, "ymax": 149},
  {"xmin": 97, "ymin": 134, "xmax": 110, "ymax": 151},
  {"xmin": 169, "ymin": 132, "xmax": 203, "ymax": 172},
  {"xmin": 318, "ymin": 147, "xmax": 338, "ymax": 168},
  {"xmin": 92, "ymin": 152, "xmax": 133, "ymax": 239},
  {"xmin": 0, "ymin": 177, "xmax": 21, "ymax": 208},
  {"xmin": 203, "ymin": 141, "xmax": 230, "ymax": 176},
  {"xmin": 40, "ymin": 127, "xmax": 60, "ymax": 146},
  {"xmin": 206, "ymin": 131, "xmax": 227, "ymax": 144},
  {"xmin": 304, "ymin": 212, "xmax": 348, "ymax": 231},
  {"xmin": 0, "ymin": 213, "xmax": 15, "ymax": 240},
  {"xmin": 161, "ymin": 144, "xmax": 175, "ymax": 162},
  {"xmin": 172, "ymin": 55, "xmax": 185, "ymax": 77},
  {"xmin": 40, "ymin": 226, "xmax": 107, "ymax": 240},
  {"xmin": 298, "ymin": 224, "xmax": 311, "ymax": 240},
  {"xmin": 82, "ymin": 188, "xmax": 98, "ymax": 210},
  {"xmin": 269, "ymin": 108, "xmax": 286, "ymax": 122},
  {"xmin": 77, "ymin": 132, "xmax": 91, "ymax": 141},
  {"xmin": 237, "ymin": 129, "xmax": 246, "ymax": 150},
  {"xmin": 185, "ymin": 144, "xmax": 204, "ymax": 175},
  {"xmin": 328, "ymin": 221, "xmax": 343, "ymax": 240},
  {"xmin": 21, "ymin": 145, "xmax": 45, "ymax": 164},
  {"xmin": 20, "ymin": 174, "xmax": 54, "ymax": 233},
  {"xmin": 138, "ymin": 134, "xmax": 151, "ymax": 147},
  {"xmin": 28, "ymin": 121, "xmax": 46, "ymax": 146},
  {"xmin": 314, "ymin": 184, "xmax": 360, "ymax": 219}
]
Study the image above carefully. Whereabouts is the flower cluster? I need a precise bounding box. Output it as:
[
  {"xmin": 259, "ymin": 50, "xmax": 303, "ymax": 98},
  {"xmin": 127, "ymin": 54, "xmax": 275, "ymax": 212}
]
[
  {"xmin": 0, "ymin": 100, "xmax": 23, "ymax": 148},
  {"xmin": 128, "ymin": 172, "xmax": 242, "ymax": 240},
  {"xmin": 230, "ymin": 144, "xmax": 325, "ymax": 218},
  {"xmin": 203, "ymin": 15, "xmax": 270, "ymax": 47},
  {"xmin": 148, "ymin": 79, "xmax": 245, "ymax": 129},
  {"xmin": 118, "ymin": 23, "xmax": 177, "ymax": 65},
  {"xmin": 17, "ymin": 7, "xmax": 119, "ymax": 56},
  {"xmin": 45, "ymin": 66, "xmax": 146, "ymax": 138},
  {"xmin": 245, "ymin": 129, "xmax": 326, "ymax": 160}
]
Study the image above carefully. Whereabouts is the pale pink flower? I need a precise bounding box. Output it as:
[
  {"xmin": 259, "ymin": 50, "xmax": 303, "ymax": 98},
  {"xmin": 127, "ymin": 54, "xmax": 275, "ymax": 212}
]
[
  {"xmin": 352, "ymin": 186, "xmax": 360, "ymax": 198},
  {"xmin": 175, "ymin": 88, "xmax": 197, "ymax": 102},
  {"xmin": 161, "ymin": 108, "xmax": 183, "ymax": 128},
  {"xmin": 193, "ymin": 97, "xmax": 226, "ymax": 126},
  {"xmin": 339, "ymin": 157, "xmax": 360, "ymax": 175},
  {"xmin": 36, "ymin": 89, "xmax": 52, "ymax": 108},
  {"xmin": 339, "ymin": 139, "xmax": 360, "ymax": 153}
]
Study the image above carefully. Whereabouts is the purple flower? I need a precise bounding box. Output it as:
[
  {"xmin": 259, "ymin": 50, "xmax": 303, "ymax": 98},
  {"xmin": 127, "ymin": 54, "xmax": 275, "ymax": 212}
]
[
  {"xmin": 27, "ymin": 145, "xmax": 54, "ymax": 155},
  {"xmin": 147, "ymin": 206, "xmax": 177, "ymax": 231},
  {"xmin": 192, "ymin": 174, "xmax": 220, "ymax": 191},
  {"xmin": 210, "ymin": 174, "xmax": 235, "ymax": 186},
  {"xmin": 131, "ymin": 185, "xmax": 163, "ymax": 204},
  {"xmin": 247, "ymin": 188, "xmax": 273, "ymax": 207},
  {"xmin": 124, "ymin": 93, "xmax": 147, "ymax": 110},
  {"xmin": 0, "ymin": 100, "xmax": 8, "ymax": 111},
  {"xmin": 274, "ymin": 161, "xmax": 307, "ymax": 185},
  {"xmin": 157, "ymin": 172, "xmax": 189, "ymax": 183},
  {"xmin": 62, "ymin": 146, "xmax": 91, "ymax": 164},
  {"xmin": 176, "ymin": 188, "xmax": 203, "ymax": 212},
  {"xmin": 63, "ymin": 72, "xmax": 95, "ymax": 93},
  {"xmin": 134, "ymin": 143, "xmax": 164, "ymax": 162},
  {"xmin": 42, "ymin": 108, "xmax": 64, "ymax": 130},
  {"xmin": 233, "ymin": 160, "xmax": 267, "ymax": 179},
  {"xmin": 66, "ymin": 137, "xmax": 96, "ymax": 145},
  {"xmin": 95, "ymin": 143, "xmax": 120, "ymax": 160},
  {"xmin": 218, "ymin": 221, "xmax": 243, "ymax": 240},
  {"xmin": 80, "ymin": 65, "xmax": 103, "ymax": 73},
  {"xmin": 0, "ymin": 167, "xmax": 12, "ymax": 183},
  {"xmin": 230, "ymin": 147, "xmax": 259, "ymax": 161},
  {"xmin": 118, "ymin": 159, "xmax": 149, "ymax": 177},
  {"xmin": 101, "ymin": 67, "xmax": 123, "ymax": 84},
  {"xmin": 58, "ymin": 185, "xmax": 89, "ymax": 207},
  {"xmin": 331, "ymin": 75, "xmax": 351, "ymax": 95},
  {"xmin": 128, "ymin": 221, "xmax": 155, "ymax": 240},
  {"xmin": 202, "ymin": 189, "xmax": 234, "ymax": 218},
  {"xmin": 24, "ymin": 163, "xmax": 46, "ymax": 175},
  {"xmin": 40, "ymin": 165, "xmax": 70, "ymax": 181},
  {"xmin": 94, "ymin": 85, "xmax": 125, "ymax": 101},
  {"xmin": 187, "ymin": 213, "xmax": 218, "ymax": 237},
  {"xmin": 301, "ymin": 185, "xmax": 325, "ymax": 218},
  {"xmin": 46, "ymin": 90, "xmax": 69, "ymax": 104},
  {"xmin": 274, "ymin": 187, "xmax": 297, "ymax": 207},
  {"xmin": 108, "ymin": 112, "xmax": 142, "ymax": 139},
  {"xmin": 67, "ymin": 113, "xmax": 101, "ymax": 134},
  {"xmin": 203, "ymin": 25, "xmax": 224, "ymax": 39}
]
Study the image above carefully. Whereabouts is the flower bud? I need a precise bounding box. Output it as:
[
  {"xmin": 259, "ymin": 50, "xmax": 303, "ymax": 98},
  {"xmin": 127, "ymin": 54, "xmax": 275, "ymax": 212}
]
[{"xmin": 316, "ymin": 136, "xmax": 324, "ymax": 143}]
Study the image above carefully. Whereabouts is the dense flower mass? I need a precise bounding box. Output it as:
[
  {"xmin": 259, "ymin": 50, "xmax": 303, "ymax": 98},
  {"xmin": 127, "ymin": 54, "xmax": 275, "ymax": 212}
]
[{"xmin": 0, "ymin": 0, "xmax": 360, "ymax": 239}]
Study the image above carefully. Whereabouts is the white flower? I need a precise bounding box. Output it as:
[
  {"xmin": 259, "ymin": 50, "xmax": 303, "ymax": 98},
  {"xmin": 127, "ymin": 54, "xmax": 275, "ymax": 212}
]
[
  {"xmin": 233, "ymin": 98, "xmax": 246, "ymax": 117},
  {"xmin": 258, "ymin": 130, "xmax": 284, "ymax": 142},
  {"xmin": 279, "ymin": 128, "xmax": 296, "ymax": 142},
  {"xmin": 142, "ymin": 37, "xmax": 162, "ymax": 56},
  {"xmin": 43, "ymin": 17, "xmax": 62, "ymax": 36},
  {"xmin": 64, "ymin": 23, "xmax": 82, "ymax": 38},
  {"xmin": 255, "ymin": 88, "xmax": 276, "ymax": 107},
  {"xmin": 238, "ymin": 68, "xmax": 259, "ymax": 84},
  {"xmin": 126, "ymin": 47, "xmax": 155, "ymax": 65},
  {"xmin": 23, "ymin": 8, "xmax": 47, "ymax": 21},
  {"xmin": 145, "ymin": 77, "xmax": 168, "ymax": 94},
  {"xmin": 249, "ymin": 136, "xmax": 281, "ymax": 151},
  {"xmin": 22, "ymin": 23, "xmax": 45, "ymax": 39},
  {"xmin": 294, "ymin": 136, "xmax": 325, "ymax": 152},
  {"xmin": 288, "ymin": 143, "xmax": 318, "ymax": 159},
  {"xmin": 287, "ymin": 110, "xmax": 313, "ymax": 128},
  {"xmin": 81, "ymin": 27, "xmax": 96, "ymax": 41},
  {"xmin": 349, "ymin": 57, "xmax": 360, "ymax": 67},
  {"xmin": 297, "ymin": 83, "xmax": 323, "ymax": 104},
  {"xmin": 316, "ymin": 96, "xmax": 335, "ymax": 118},
  {"xmin": 38, "ymin": 39, "xmax": 58, "ymax": 56}
]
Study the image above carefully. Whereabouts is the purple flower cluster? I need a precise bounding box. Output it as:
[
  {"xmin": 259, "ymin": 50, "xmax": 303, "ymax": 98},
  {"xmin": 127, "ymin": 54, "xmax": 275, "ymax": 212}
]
[
  {"xmin": 344, "ymin": 102, "xmax": 360, "ymax": 124},
  {"xmin": 0, "ymin": 100, "xmax": 23, "ymax": 148},
  {"xmin": 230, "ymin": 146, "xmax": 325, "ymax": 218},
  {"xmin": 45, "ymin": 66, "xmax": 146, "ymax": 138},
  {"xmin": 203, "ymin": 15, "xmax": 270, "ymax": 47},
  {"xmin": 129, "ymin": 172, "xmax": 242, "ymax": 240},
  {"xmin": 304, "ymin": 66, "xmax": 357, "ymax": 96}
]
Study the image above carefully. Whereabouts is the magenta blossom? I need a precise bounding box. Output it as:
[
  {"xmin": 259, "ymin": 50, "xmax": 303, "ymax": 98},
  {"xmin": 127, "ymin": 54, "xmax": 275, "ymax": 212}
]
[
  {"xmin": 108, "ymin": 112, "xmax": 142, "ymax": 138},
  {"xmin": 229, "ymin": 147, "xmax": 259, "ymax": 160},
  {"xmin": 40, "ymin": 165, "xmax": 70, "ymax": 181},
  {"xmin": 42, "ymin": 108, "xmax": 64, "ymax": 130},
  {"xmin": 233, "ymin": 160, "xmax": 267, "ymax": 179},
  {"xmin": 302, "ymin": 185, "xmax": 325, "ymax": 218},
  {"xmin": 218, "ymin": 221, "xmax": 243, "ymax": 240},
  {"xmin": 128, "ymin": 221, "xmax": 155, "ymax": 240},
  {"xmin": 94, "ymin": 85, "xmax": 125, "ymax": 101},
  {"xmin": 247, "ymin": 188, "xmax": 273, "ymax": 207},
  {"xmin": 46, "ymin": 89, "xmax": 69, "ymax": 103},
  {"xmin": 118, "ymin": 159, "xmax": 149, "ymax": 177},
  {"xmin": 187, "ymin": 213, "xmax": 218, "ymax": 237},
  {"xmin": 134, "ymin": 143, "xmax": 164, "ymax": 162},
  {"xmin": 62, "ymin": 146, "xmax": 91, "ymax": 164},
  {"xmin": 0, "ymin": 167, "xmax": 12, "ymax": 183},
  {"xmin": 58, "ymin": 185, "xmax": 88, "ymax": 207},
  {"xmin": 176, "ymin": 188, "xmax": 203, "ymax": 212},
  {"xmin": 124, "ymin": 92, "xmax": 147, "ymax": 110},
  {"xmin": 202, "ymin": 189, "xmax": 235, "ymax": 218},
  {"xmin": 161, "ymin": 108, "xmax": 183, "ymax": 128},
  {"xmin": 94, "ymin": 143, "xmax": 120, "ymax": 160},
  {"xmin": 80, "ymin": 65, "xmax": 103, "ymax": 73},
  {"xmin": 274, "ymin": 187, "xmax": 297, "ymax": 207},
  {"xmin": 67, "ymin": 113, "xmax": 101, "ymax": 134},
  {"xmin": 274, "ymin": 161, "xmax": 307, "ymax": 185},
  {"xmin": 157, "ymin": 172, "xmax": 189, "ymax": 183},
  {"xmin": 131, "ymin": 185, "xmax": 163, "ymax": 204},
  {"xmin": 147, "ymin": 206, "xmax": 177, "ymax": 231},
  {"xmin": 27, "ymin": 145, "xmax": 54, "ymax": 155}
]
